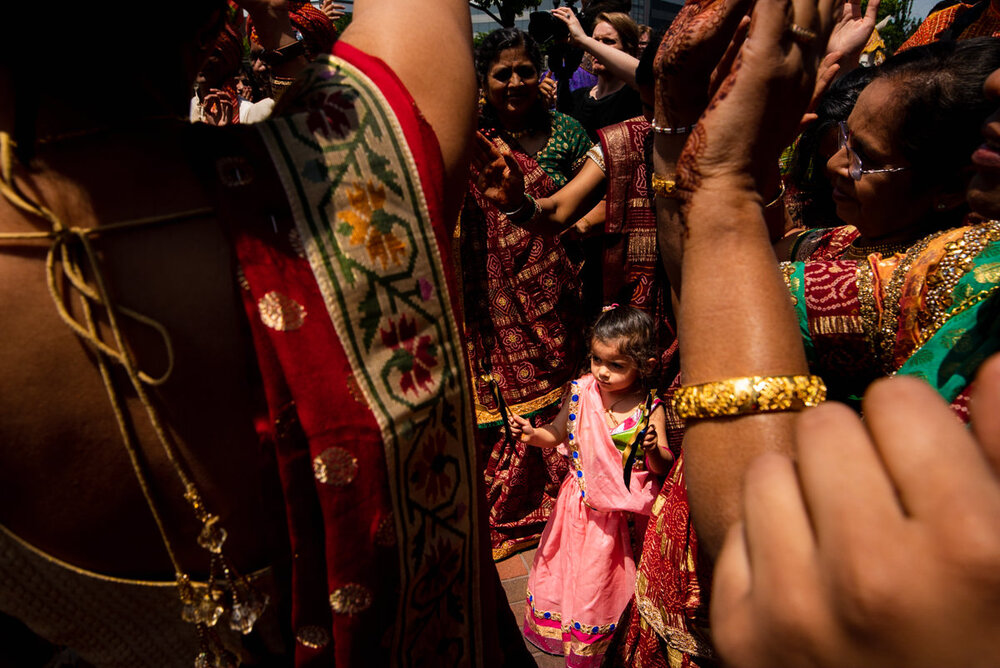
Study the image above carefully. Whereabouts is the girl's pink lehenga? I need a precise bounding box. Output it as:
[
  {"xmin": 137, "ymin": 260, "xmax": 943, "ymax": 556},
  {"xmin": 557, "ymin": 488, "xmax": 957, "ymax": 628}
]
[{"xmin": 523, "ymin": 374, "xmax": 662, "ymax": 667}]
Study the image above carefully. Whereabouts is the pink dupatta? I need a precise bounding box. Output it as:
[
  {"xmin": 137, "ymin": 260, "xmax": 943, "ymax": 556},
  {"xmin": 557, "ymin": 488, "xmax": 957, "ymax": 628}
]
[{"xmin": 562, "ymin": 374, "xmax": 660, "ymax": 515}]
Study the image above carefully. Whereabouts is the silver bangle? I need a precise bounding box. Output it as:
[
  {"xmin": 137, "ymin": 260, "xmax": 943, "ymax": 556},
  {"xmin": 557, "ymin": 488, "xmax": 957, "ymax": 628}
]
[
  {"xmin": 502, "ymin": 194, "xmax": 539, "ymax": 224},
  {"xmin": 650, "ymin": 119, "xmax": 696, "ymax": 135}
]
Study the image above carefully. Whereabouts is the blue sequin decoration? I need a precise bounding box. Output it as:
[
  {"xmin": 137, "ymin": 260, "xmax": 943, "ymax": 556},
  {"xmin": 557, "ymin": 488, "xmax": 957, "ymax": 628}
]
[
  {"xmin": 580, "ymin": 491, "xmax": 585, "ymax": 498},
  {"xmin": 572, "ymin": 395, "xmax": 579, "ymax": 401},
  {"xmin": 544, "ymin": 612, "xmax": 551, "ymax": 619},
  {"xmin": 569, "ymin": 414, "xmax": 576, "ymax": 421},
  {"xmin": 574, "ymin": 622, "xmax": 581, "ymax": 630},
  {"xmin": 572, "ymin": 451, "xmax": 579, "ymax": 458},
  {"xmin": 568, "ymin": 434, "xmax": 574, "ymax": 440},
  {"xmin": 592, "ymin": 626, "xmax": 599, "ymax": 633},
  {"xmin": 610, "ymin": 623, "xmax": 615, "ymax": 630},
  {"xmin": 576, "ymin": 471, "xmax": 582, "ymax": 478}
]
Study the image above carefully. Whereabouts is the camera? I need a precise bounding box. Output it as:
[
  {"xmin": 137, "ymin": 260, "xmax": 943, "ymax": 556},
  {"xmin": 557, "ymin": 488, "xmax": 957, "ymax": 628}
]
[{"xmin": 528, "ymin": 2, "xmax": 585, "ymax": 45}]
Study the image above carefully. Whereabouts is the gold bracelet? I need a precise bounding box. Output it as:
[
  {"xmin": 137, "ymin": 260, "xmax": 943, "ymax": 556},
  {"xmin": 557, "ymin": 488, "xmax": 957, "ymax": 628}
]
[
  {"xmin": 671, "ymin": 375, "xmax": 826, "ymax": 420},
  {"xmin": 651, "ymin": 173, "xmax": 683, "ymax": 199}
]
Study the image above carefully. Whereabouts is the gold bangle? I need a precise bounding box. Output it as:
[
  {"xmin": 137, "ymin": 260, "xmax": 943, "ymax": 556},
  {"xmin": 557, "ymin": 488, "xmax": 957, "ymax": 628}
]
[
  {"xmin": 651, "ymin": 173, "xmax": 683, "ymax": 199},
  {"xmin": 671, "ymin": 375, "xmax": 826, "ymax": 420}
]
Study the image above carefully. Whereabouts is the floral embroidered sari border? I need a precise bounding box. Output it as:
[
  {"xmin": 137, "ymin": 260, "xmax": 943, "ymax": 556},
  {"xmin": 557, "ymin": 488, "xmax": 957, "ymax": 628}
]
[{"xmin": 259, "ymin": 55, "xmax": 480, "ymax": 665}]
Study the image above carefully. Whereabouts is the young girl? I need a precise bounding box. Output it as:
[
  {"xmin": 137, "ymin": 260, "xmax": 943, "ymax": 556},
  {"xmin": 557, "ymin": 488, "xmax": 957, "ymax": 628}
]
[{"xmin": 510, "ymin": 305, "xmax": 671, "ymax": 666}]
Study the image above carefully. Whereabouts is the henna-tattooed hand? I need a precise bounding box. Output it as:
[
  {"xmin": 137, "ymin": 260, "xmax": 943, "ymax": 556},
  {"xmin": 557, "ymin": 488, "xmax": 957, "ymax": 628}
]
[
  {"xmin": 653, "ymin": 0, "xmax": 755, "ymax": 127},
  {"xmin": 675, "ymin": 0, "xmax": 841, "ymax": 197},
  {"xmin": 471, "ymin": 131, "xmax": 525, "ymax": 210}
]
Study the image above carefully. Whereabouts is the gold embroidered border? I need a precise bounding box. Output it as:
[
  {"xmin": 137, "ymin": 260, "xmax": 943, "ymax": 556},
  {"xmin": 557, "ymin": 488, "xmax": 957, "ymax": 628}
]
[
  {"xmin": 585, "ymin": 144, "xmax": 605, "ymax": 173},
  {"xmin": 915, "ymin": 286, "xmax": 1000, "ymax": 349},
  {"xmin": 855, "ymin": 260, "xmax": 881, "ymax": 366},
  {"xmin": 877, "ymin": 232, "xmax": 938, "ymax": 371},
  {"xmin": 474, "ymin": 384, "xmax": 565, "ymax": 425},
  {"xmin": 779, "ymin": 262, "xmax": 797, "ymax": 306},
  {"xmin": 809, "ymin": 315, "xmax": 865, "ymax": 335}
]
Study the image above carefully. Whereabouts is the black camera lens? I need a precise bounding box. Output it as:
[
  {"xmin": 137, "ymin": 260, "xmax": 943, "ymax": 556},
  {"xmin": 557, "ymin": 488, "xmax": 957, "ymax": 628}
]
[{"xmin": 528, "ymin": 11, "xmax": 570, "ymax": 44}]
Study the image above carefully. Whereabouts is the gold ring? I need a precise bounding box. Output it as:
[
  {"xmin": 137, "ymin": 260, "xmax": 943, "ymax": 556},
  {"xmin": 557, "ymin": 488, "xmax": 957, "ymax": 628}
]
[{"xmin": 788, "ymin": 23, "xmax": 818, "ymax": 44}]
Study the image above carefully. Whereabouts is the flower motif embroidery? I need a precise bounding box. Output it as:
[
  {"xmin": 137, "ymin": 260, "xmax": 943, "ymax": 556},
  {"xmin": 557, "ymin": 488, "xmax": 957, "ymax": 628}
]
[
  {"xmin": 306, "ymin": 89, "xmax": 355, "ymax": 138},
  {"xmin": 410, "ymin": 432, "xmax": 454, "ymax": 503},
  {"xmin": 337, "ymin": 181, "xmax": 407, "ymax": 269},
  {"xmin": 419, "ymin": 539, "xmax": 461, "ymax": 599},
  {"xmin": 380, "ymin": 314, "xmax": 438, "ymax": 395}
]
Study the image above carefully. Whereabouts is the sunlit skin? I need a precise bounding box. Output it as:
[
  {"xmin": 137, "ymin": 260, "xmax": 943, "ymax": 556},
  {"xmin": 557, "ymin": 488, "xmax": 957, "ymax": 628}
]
[
  {"xmin": 590, "ymin": 21, "xmax": 623, "ymax": 77},
  {"xmin": 590, "ymin": 337, "xmax": 643, "ymax": 396}
]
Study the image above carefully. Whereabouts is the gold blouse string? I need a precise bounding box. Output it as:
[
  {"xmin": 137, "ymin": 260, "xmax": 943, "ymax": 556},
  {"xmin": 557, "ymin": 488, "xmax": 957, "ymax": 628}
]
[{"xmin": 0, "ymin": 131, "xmax": 265, "ymax": 667}]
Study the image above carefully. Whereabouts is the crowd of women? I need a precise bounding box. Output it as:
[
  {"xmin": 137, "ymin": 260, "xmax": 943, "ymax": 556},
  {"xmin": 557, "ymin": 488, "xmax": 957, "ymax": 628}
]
[{"xmin": 2, "ymin": 0, "xmax": 1000, "ymax": 666}]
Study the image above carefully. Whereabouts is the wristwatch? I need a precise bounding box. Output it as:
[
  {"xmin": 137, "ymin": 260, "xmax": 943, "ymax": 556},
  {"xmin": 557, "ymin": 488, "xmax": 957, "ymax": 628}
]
[{"xmin": 261, "ymin": 30, "xmax": 307, "ymax": 66}]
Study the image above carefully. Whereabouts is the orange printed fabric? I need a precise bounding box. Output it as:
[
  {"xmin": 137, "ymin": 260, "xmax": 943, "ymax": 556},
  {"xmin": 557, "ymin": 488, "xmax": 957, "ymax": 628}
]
[{"xmin": 898, "ymin": 2, "xmax": 1000, "ymax": 51}]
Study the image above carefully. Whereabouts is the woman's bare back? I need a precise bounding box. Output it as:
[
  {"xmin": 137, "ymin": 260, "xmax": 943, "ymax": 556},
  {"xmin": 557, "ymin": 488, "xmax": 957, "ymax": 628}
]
[{"xmin": 0, "ymin": 125, "xmax": 284, "ymax": 580}]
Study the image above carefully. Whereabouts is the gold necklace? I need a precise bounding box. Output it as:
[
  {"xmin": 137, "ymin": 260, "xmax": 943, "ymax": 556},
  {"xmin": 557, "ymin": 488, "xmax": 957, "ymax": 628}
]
[
  {"xmin": 604, "ymin": 395, "xmax": 637, "ymax": 428},
  {"xmin": 841, "ymin": 237, "xmax": 913, "ymax": 261},
  {"xmin": 505, "ymin": 127, "xmax": 537, "ymax": 140}
]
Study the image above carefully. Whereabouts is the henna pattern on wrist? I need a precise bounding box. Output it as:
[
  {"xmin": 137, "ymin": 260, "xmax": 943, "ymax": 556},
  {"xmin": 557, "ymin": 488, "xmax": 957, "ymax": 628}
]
[{"xmin": 654, "ymin": 0, "xmax": 729, "ymax": 121}]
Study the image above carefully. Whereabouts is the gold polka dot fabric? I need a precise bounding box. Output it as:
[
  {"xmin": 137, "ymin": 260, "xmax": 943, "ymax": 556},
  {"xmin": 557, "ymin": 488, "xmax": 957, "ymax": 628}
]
[
  {"xmin": 295, "ymin": 625, "xmax": 330, "ymax": 649},
  {"xmin": 312, "ymin": 448, "xmax": 358, "ymax": 486},
  {"xmin": 257, "ymin": 291, "xmax": 306, "ymax": 331},
  {"xmin": 374, "ymin": 514, "xmax": 397, "ymax": 547},
  {"xmin": 329, "ymin": 584, "xmax": 373, "ymax": 615}
]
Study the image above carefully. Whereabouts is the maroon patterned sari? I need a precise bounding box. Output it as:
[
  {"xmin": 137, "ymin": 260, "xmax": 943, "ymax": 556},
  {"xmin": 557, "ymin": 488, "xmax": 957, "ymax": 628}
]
[{"xmin": 457, "ymin": 134, "xmax": 586, "ymax": 559}]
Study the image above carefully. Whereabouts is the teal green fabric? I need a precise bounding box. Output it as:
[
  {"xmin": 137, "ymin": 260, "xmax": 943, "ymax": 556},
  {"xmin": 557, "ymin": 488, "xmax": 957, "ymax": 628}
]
[
  {"xmin": 534, "ymin": 112, "xmax": 592, "ymax": 187},
  {"xmin": 784, "ymin": 262, "xmax": 816, "ymax": 366},
  {"xmin": 896, "ymin": 243, "xmax": 1000, "ymax": 402}
]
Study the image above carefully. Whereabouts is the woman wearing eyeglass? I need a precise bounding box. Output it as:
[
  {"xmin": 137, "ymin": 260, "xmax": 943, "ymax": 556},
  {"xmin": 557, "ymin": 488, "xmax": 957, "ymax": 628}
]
[
  {"xmin": 458, "ymin": 28, "xmax": 594, "ymax": 561},
  {"xmin": 606, "ymin": 34, "xmax": 1000, "ymax": 668},
  {"xmin": 767, "ymin": 37, "xmax": 1000, "ymax": 407}
]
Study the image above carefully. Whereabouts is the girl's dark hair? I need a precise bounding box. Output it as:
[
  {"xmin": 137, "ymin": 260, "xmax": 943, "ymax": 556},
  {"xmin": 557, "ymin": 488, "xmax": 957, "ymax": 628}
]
[
  {"xmin": 474, "ymin": 28, "xmax": 550, "ymax": 134},
  {"xmin": 872, "ymin": 36, "xmax": 1000, "ymax": 191},
  {"xmin": 590, "ymin": 306, "xmax": 658, "ymax": 379}
]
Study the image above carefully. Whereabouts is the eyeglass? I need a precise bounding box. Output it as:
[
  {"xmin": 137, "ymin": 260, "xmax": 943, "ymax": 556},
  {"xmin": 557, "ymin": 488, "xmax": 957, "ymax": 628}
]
[{"xmin": 838, "ymin": 121, "xmax": 909, "ymax": 181}]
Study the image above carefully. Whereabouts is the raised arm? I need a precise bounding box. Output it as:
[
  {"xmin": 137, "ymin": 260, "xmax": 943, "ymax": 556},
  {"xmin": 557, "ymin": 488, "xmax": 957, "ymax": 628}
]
[
  {"xmin": 341, "ymin": 0, "xmax": 477, "ymax": 219},
  {"xmin": 553, "ymin": 7, "xmax": 641, "ymax": 89},
  {"xmin": 472, "ymin": 132, "xmax": 606, "ymax": 235},
  {"xmin": 648, "ymin": 0, "xmax": 754, "ymax": 290},
  {"xmin": 664, "ymin": 0, "xmax": 838, "ymax": 558}
]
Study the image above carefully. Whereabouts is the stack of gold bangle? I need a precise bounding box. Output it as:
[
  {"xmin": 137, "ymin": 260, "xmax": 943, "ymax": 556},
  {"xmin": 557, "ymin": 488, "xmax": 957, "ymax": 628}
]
[{"xmin": 671, "ymin": 375, "xmax": 827, "ymax": 420}]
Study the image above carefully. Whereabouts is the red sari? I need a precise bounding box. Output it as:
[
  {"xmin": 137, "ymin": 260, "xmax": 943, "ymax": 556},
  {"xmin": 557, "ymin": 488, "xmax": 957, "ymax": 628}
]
[{"xmin": 223, "ymin": 42, "xmax": 527, "ymax": 666}]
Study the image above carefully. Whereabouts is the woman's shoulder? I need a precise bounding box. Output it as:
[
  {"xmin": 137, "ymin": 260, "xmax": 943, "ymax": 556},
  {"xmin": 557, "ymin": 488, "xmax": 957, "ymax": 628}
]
[{"xmin": 549, "ymin": 111, "xmax": 589, "ymax": 138}]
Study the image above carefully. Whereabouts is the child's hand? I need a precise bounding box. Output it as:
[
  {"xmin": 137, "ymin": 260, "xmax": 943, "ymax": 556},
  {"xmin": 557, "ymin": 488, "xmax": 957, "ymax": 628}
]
[
  {"xmin": 642, "ymin": 424, "xmax": 658, "ymax": 452},
  {"xmin": 643, "ymin": 424, "xmax": 675, "ymax": 468},
  {"xmin": 509, "ymin": 413, "xmax": 534, "ymax": 442}
]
